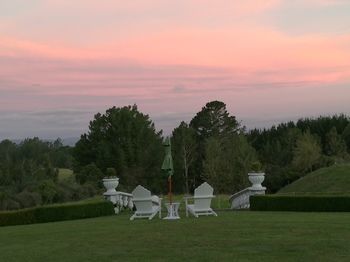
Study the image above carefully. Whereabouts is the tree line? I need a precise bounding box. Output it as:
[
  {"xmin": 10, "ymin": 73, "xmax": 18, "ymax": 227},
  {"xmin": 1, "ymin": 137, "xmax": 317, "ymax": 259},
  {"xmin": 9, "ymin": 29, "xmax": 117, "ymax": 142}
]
[
  {"xmin": 0, "ymin": 138, "xmax": 96, "ymax": 210},
  {"xmin": 73, "ymin": 102, "xmax": 257, "ymax": 195},
  {"xmin": 1, "ymin": 101, "xmax": 349, "ymax": 210},
  {"xmin": 248, "ymin": 114, "xmax": 350, "ymax": 192},
  {"xmin": 73, "ymin": 101, "xmax": 350, "ymax": 195}
]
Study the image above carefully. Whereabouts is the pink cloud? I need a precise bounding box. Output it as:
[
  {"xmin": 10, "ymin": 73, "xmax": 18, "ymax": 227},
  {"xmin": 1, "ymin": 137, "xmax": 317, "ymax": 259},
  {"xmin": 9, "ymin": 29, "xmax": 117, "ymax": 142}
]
[
  {"xmin": 4, "ymin": 23, "xmax": 349, "ymax": 69},
  {"xmin": 121, "ymin": 27, "xmax": 349, "ymax": 67},
  {"xmin": 0, "ymin": 36, "xmax": 108, "ymax": 59},
  {"xmin": 1, "ymin": 24, "xmax": 350, "ymax": 96}
]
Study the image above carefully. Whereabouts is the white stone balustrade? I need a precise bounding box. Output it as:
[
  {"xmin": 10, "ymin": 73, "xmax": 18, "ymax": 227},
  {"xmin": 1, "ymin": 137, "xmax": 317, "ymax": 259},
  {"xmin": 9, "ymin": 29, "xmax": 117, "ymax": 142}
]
[
  {"xmin": 229, "ymin": 172, "xmax": 266, "ymax": 209},
  {"xmin": 102, "ymin": 177, "xmax": 133, "ymax": 214},
  {"xmin": 229, "ymin": 188, "xmax": 251, "ymax": 209},
  {"xmin": 106, "ymin": 192, "xmax": 133, "ymax": 214}
]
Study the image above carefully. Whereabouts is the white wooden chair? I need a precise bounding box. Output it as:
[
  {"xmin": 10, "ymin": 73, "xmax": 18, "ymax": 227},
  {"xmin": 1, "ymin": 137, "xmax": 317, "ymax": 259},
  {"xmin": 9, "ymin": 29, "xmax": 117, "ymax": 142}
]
[
  {"xmin": 185, "ymin": 182, "xmax": 218, "ymax": 218},
  {"xmin": 130, "ymin": 185, "xmax": 162, "ymax": 220}
]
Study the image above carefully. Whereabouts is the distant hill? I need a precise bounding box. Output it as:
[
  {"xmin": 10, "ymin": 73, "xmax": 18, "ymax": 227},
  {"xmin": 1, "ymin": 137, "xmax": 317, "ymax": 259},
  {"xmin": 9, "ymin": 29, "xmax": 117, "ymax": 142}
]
[
  {"xmin": 9, "ymin": 137, "xmax": 79, "ymax": 147},
  {"xmin": 277, "ymin": 164, "xmax": 350, "ymax": 195},
  {"xmin": 61, "ymin": 137, "xmax": 79, "ymax": 146}
]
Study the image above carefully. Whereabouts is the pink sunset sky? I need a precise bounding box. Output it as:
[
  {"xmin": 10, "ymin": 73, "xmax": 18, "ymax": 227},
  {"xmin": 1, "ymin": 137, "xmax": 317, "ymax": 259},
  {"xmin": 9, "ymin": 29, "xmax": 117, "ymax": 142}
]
[{"xmin": 1, "ymin": 0, "xmax": 350, "ymax": 139}]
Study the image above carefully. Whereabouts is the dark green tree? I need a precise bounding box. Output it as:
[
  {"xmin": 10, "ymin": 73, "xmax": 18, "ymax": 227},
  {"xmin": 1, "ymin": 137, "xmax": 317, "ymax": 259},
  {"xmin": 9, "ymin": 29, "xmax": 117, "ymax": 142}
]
[
  {"xmin": 202, "ymin": 134, "xmax": 256, "ymax": 193},
  {"xmin": 190, "ymin": 100, "xmax": 241, "ymax": 139},
  {"xmin": 74, "ymin": 105, "xmax": 164, "ymax": 192},
  {"xmin": 0, "ymin": 140, "xmax": 17, "ymax": 186},
  {"xmin": 0, "ymin": 137, "xmax": 96, "ymax": 210},
  {"xmin": 76, "ymin": 163, "xmax": 104, "ymax": 185},
  {"xmin": 342, "ymin": 123, "xmax": 350, "ymax": 153},
  {"xmin": 292, "ymin": 131, "xmax": 321, "ymax": 173},
  {"xmin": 325, "ymin": 127, "xmax": 347, "ymax": 158},
  {"xmin": 296, "ymin": 114, "xmax": 350, "ymax": 153},
  {"xmin": 189, "ymin": 101, "xmax": 243, "ymax": 187}
]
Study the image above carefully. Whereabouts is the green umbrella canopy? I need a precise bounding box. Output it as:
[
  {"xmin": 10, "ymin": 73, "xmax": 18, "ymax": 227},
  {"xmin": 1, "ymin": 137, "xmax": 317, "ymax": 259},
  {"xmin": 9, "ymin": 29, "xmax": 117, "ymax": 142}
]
[{"xmin": 161, "ymin": 137, "xmax": 173, "ymax": 176}]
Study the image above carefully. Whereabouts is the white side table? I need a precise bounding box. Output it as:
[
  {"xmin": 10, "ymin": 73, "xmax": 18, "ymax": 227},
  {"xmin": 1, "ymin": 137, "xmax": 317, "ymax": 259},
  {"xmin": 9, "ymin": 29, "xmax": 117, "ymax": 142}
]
[{"xmin": 163, "ymin": 202, "xmax": 180, "ymax": 220}]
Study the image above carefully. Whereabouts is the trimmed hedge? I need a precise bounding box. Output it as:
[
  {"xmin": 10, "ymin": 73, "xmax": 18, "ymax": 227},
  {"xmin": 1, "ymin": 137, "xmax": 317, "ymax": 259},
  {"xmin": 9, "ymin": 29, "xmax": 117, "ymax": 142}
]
[
  {"xmin": 250, "ymin": 195, "xmax": 350, "ymax": 212},
  {"xmin": 0, "ymin": 201, "xmax": 114, "ymax": 227},
  {"xmin": 0, "ymin": 208, "xmax": 36, "ymax": 226}
]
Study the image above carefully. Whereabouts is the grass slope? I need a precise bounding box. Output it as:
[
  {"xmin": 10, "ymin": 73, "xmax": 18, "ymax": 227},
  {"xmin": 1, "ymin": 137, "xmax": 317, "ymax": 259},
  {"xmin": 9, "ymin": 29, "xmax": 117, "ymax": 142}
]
[
  {"xmin": 278, "ymin": 164, "xmax": 350, "ymax": 195},
  {"xmin": 1, "ymin": 211, "xmax": 349, "ymax": 261},
  {"xmin": 58, "ymin": 168, "xmax": 74, "ymax": 181}
]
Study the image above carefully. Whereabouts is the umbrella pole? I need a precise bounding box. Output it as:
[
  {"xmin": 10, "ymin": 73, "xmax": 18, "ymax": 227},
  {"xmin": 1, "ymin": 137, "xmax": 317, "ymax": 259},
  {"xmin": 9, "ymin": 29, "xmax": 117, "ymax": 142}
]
[{"xmin": 168, "ymin": 175, "xmax": 172, "ymax": 205}]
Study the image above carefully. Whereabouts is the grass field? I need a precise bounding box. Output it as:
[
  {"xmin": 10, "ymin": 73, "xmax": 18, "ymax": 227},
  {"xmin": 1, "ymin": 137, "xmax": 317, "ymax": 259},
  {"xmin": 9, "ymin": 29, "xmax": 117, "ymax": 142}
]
[
  {"xmin": 278, "ymin": 164, "xmax": 350, "ymax": 195},
  {"xmin": 57, "ymin": 168, "xmax": 74, "ymax": 181},
  {"xmin": 1, "ymin": 211, "xmax": 349, "ymax": 261},
  {"xmin": 81, "ymin": 194, "xmax": 232, "ymax": 209}
]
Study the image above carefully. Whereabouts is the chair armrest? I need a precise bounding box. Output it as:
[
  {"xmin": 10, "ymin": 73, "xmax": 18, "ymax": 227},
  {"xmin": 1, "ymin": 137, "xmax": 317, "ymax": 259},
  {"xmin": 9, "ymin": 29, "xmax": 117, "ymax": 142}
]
[
  {"xmin": 158, "ymin": 198, "xmax": 162, "ymax": 218},
  {"xmin": 183, "ymin": 196, "xmax": 194, "ymax": 200},
  {"xmin": 133, "ymin": 198, "xmax": 153, "ymax": 202},
  {"xmin": 184, "ymin": 196, "xmax": 191, "ymax": 217},
  {"xmin": 192, "ymin": 195, "xmax": 215, "ymax": 199}
]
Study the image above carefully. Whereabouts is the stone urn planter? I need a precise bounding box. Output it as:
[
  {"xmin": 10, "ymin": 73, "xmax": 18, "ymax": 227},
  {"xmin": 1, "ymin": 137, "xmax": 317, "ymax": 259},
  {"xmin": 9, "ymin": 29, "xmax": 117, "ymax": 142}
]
[
  {"xmin": 248, "ymin": 172, "xmax": 266, "ymax": 190},
  {"xmin": 103, "ymin": 177, "xmax": 119, "ymax": 196}
]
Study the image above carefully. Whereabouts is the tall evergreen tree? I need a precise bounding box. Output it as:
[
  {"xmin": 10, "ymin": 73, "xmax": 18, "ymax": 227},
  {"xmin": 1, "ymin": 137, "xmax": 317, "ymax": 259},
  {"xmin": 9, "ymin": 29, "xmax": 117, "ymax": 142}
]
[
  {"xmin": 189, "ymin": 101, "xmax": 242, "ymax": 186},
  {"xmin": 74, "ymin": 105, "xmax": 164, "ymax": 192},
  {"xmin": 190, "ymin": 100, "xmax": 241, "ymax": 139}
]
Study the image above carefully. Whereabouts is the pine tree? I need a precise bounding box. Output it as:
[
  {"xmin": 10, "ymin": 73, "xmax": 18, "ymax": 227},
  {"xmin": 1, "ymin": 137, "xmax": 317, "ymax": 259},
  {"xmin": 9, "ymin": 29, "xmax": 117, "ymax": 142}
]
[{"xmin": 74, "ymin": 105, "xmax": 164, "ymax": 192}]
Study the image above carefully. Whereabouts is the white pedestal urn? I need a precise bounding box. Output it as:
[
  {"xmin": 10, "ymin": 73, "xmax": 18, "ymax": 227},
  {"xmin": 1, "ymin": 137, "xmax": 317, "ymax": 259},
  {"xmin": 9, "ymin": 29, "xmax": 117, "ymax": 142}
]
[
  {"xmin": 103, "ymin": 177, "xmax": 119, "ymax": 196},
  {"xmin": 248, "ymin": 172, "xmax": 266, "ymax": 194},
  {"xmin": 103, "ymin": 177, "xmax": 119, "ymax": 214}
]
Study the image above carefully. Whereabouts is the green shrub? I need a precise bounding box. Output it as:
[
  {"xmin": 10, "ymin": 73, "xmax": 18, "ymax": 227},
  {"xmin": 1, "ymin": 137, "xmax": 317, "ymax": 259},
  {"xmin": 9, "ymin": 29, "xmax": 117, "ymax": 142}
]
[
  {"xmin": 250, "ymin": 161, "xmax": 263, "ymax": 172},
  {"xmin": 15, "ymin": 191, "xmax": 42, "ymax": 208},
  {"xmin": 80, "ymin": 183, "xmax": 99, "ymax": 198},
  {"xmin": 250, "ymin": 195, "xmax": 350, "ymax": 212},
  {"xmin": 0, "ymin": 191, "xmax": 21, "ymax": 211},
  {"xmin": 106, "ymin": 167, "xmax": 117, "ymax": 178},
  {"xmin": 0, "ymin": 201, "xmax": 114, "ymax": 227},
  {"xmin": 57, "ymin": 181, "xmax": 85, "ymax": 201},
  {"xmin": 76, "ymin": 163, "xmax": 104, "ymax": 185},
  {"xmin": 37, "ymin": 180, "xmax": 59, "ymax": 205}
]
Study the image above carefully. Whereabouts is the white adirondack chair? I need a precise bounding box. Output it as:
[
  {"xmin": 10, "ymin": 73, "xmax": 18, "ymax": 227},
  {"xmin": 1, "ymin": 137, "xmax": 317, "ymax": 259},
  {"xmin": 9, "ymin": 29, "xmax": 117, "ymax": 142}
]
[
  {"xmin": 130, "ymin": 185, "xmax": 162, "ymax": 220},
  {"xmin": 185, "ymin": 182, "xmax": 217, "ymax": 218}
]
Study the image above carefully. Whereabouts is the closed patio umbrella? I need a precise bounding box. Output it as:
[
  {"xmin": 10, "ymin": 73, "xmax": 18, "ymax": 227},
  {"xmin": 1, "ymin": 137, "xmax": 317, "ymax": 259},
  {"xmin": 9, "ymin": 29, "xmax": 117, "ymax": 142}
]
[{"xmin": 161, "ymin": 137, "xmax": 174, "ymax": 204}]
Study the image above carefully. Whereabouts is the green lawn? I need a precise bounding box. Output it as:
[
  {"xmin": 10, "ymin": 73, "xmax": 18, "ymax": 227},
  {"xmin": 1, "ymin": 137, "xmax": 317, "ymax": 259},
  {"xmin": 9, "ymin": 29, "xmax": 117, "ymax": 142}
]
[
  {"xmin": 278, "ymin": 164, "xmax": 350, "ymax": 195},
  {"xmin": 82, "ymin": 194, "xmax": 231, "ymax": 209},
  {"xmin": 1, "ymin": 211, "xmax": 349, "ymax": 261}
]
